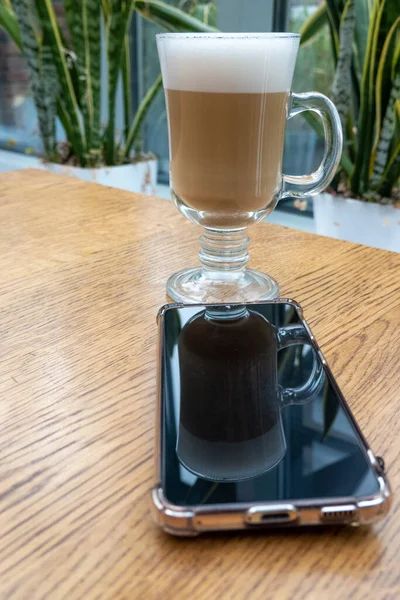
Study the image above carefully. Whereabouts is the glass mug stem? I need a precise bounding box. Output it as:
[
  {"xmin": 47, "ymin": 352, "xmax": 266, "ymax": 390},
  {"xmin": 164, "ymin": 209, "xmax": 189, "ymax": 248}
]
[
  {"xmin": 199, "ymin": 228, "xmax": 250, "ymax": 275},
  {"xmin": 167, "ymin": 226, "xmax": 279, "ymax": 302}
]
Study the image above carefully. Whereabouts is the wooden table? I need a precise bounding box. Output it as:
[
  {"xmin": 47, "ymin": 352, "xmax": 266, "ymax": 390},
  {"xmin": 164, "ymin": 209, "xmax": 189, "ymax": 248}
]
[{"xmin": 0, "ymin": 169, "xmax": 399, "ymax": 600}]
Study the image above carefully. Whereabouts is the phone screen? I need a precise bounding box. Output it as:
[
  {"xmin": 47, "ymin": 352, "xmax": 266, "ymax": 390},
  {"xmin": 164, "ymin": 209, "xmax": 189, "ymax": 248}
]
[{"xmin": 161, "ymin": 302, "xmax": 380, "ymax": 506}]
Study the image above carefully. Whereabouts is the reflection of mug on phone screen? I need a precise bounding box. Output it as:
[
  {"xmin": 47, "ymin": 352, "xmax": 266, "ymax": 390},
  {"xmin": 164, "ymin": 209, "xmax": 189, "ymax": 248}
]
[{"xmin": 177, "ymin": 307, "xmax": 324, "ymax": 482}]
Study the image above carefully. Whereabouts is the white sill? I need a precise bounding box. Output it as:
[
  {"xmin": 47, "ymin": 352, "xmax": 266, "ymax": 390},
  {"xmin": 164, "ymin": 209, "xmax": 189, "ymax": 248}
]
[{"xmin": 0, "ymin": 148, "xmax": 43, "ymax": 171}]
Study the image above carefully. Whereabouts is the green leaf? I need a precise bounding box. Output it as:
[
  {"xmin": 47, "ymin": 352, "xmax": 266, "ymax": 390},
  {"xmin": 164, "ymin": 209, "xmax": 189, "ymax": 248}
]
[
  {"xmin": 43, "ymin": 23, "xmax": 80, "ymax": 152},
  {"xmin": 35, "ymin": 0, "xmax": 86, "ymax": 163},
  {"xmin": 353, "ymin": 0, "xmax": 372, "ymax": 74},
  {"xmin": 124, "ymin": 74, "xmax": 162, "ymax": 158},
  {"xmin": 392, "ymin": 35, "xmax": 400, "ymax": 80},
  {"xmin": 84, "ymin": 0, "xmax": 102, "ymax": 158},
  {"xmin": 325, "ymin": 0, "xmax": 359, "ymax": 106},
  {"xmin": 134, "ymin": 0, "xmax": 216, "ymax": 32},
  {"xmin": 0, "ymin": 2, "xmax": 22, "ymax": 49},
  {"xmin": 326, "ymin": 13, "xmax": 339, "ymax": 64},
  {"xmin": 105, "ymin": 0, "xmax": 134, "ymax": 165},
  {"xmin": 299, "ymin": 2, "xmax": 329, "ymax": 46},
  {"xmin": 101, "ymin": 0, "xmax": 111, "ymax": 20},
  {"xmin": 11, "ymin": 0, "xmax": 57, "ymax": 159},
  {"xmin": 351, "ymin": 0, "xmax": 400, "ymax": 196},
  {"xmin": 190, "ymin": 2, "xmax": 217, "ymax": 27},
  {"xmin": 370, "ymin": 16, "xmax": 400, "ymax": 174},
  {"xmin": 64, "ymin": 0, "xmax": 101, "ymax": 161},
  {"xmin": 350, "ymin": 0, "xmax": 382, "ymax": 195},
  {"xmin": 349, "ymin": 0, "xmax": 372, "ymax": 125},
  {"xmin": 122, "ymin": 34, "xmax": 132, "ymax": 142},
  {"xmin": 63, "ymin": 0, "xmax": 89, "ymax": 148},
  {"xmin": 389, "ymin": 99, "xmax": 400, "ymax": 166},
  {"xmin": 377, "ymin": 139, "xmax": 400, "ymax": 195},
  {"xmin": 38, "ymin": 38, "xmax": 59, "ymax": 160},
  {"xmin": 371, "ymin": 71, "xmax": 400, "ymax": 191},
  {"xmin": 331, "ymin": 0, "xmax": 356, "ymax": 130},
  {"xmin": 325, "ymin": 0, "xmax": 343, "ymax": 34},
  {"xmin": 324, "ymin": 0, "xmax": 343, "ymax": 56}
]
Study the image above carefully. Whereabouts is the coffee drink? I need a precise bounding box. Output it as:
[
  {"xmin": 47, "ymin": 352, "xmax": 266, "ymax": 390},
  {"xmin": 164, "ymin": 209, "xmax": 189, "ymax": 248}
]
[
  {"xmin": 166, "ymin": 89, "xmax": 289, "ymax": 215},
  {"xmin": 158, "ymin": 35, "xmax": 298, "ymax": 226}
]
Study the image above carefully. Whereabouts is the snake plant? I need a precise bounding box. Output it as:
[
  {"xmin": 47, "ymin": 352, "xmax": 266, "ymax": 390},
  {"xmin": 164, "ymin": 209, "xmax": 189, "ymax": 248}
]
[
  {"xmin": 0, "ymin": 0, "xmax": 215, "ymax": 167},
  {"xmin": 300, "ymin": 0, "xmax": 400, "ymax": 203},
  {"xmin": 0, "ymin": 1, "xmax": 158, "ymax": 166}
]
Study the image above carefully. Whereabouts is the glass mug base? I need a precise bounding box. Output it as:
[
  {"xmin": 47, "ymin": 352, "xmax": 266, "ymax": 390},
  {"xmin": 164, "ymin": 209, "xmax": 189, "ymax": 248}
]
[{"xmin": 167, "ymin": 267, "xmax": 279, "ymax": 303}]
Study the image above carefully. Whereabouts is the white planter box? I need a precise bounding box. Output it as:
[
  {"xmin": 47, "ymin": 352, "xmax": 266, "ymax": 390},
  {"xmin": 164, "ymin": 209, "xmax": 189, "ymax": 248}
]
[
  {"xmin": 43, "ymin": 159, "xmax": 157, "ymax": 194},
  {"xmin": 0, "ymin": 149, "xmax": 157, "ymax": 195},
  {"xmin": 313, "ymin": 193, "xmax": 400, "ymax": 252}
]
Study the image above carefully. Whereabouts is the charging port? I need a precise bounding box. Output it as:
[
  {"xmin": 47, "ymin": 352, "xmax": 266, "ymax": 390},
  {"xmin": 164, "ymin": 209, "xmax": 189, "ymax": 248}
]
[
  {"xmin": 260, "ymin": 512, "xmax": 291, "ymax": 523},
  {"xmin": 245, "ymin": 505, "xmax": 297, "ymax": 525}
]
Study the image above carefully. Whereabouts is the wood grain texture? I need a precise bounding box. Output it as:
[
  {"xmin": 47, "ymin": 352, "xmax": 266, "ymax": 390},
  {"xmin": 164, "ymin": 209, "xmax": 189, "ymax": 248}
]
[{"xmin": 0, "ymin": 169, "xmax": 399, "ymax": 600}]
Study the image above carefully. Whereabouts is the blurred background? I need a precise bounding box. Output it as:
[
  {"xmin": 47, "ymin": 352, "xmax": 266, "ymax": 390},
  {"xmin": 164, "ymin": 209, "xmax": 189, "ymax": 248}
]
[
  {"xmin": 0, "ymin": 0, "xmax": 398, "ymax": 249},
  {"xmin": 0, "ymin": 1, "xmax": 328, "ymax": 178}
]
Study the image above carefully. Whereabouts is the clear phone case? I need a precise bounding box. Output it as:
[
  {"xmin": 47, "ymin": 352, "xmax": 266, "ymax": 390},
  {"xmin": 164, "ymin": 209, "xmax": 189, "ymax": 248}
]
[{"xmin": 152, "ymin": 299, "xmax": 391, "ymax": 536}]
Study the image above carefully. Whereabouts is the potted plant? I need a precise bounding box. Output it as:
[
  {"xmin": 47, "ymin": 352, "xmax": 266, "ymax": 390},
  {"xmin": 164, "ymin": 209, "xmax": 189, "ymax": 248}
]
[
  {"xmin": 299, "ymin": 0, "xmax": 399, "ymax": 251},
  {"xmin": 0, "ymin": 0, "xmax": 163, "ymax": 194}
]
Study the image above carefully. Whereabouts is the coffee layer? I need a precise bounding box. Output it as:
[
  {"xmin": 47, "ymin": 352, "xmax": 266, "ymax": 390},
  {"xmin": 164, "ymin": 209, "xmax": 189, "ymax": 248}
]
[{"xmin": 166, "ymin": 89, "xmax": 289, "ymax": 215}]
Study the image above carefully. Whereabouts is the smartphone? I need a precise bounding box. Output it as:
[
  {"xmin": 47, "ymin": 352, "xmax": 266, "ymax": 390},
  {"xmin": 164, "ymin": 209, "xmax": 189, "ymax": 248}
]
[{"xmin": 153, "ymin": 299, "xmax": 391, "ymax": 536}]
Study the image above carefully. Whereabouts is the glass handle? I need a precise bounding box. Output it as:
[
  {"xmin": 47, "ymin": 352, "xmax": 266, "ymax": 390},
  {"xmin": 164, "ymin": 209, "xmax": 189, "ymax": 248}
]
[
  {"xmin": 277, "ymin": 324, "xmax": 325, "ymax": 407},
  {"xmin": 282, "ymin": 92, "xmax": 343, "ymax": 198}
]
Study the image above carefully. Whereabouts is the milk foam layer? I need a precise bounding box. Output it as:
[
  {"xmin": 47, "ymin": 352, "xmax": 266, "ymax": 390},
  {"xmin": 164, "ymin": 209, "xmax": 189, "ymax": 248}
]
[{"xmin": 156, "ymin": 34, "xmax": 299, "ymax": 94}]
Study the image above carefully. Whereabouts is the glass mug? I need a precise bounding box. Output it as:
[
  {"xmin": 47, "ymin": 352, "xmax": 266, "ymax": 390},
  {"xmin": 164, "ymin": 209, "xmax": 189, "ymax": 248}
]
[
  {"xmin": 157, "ymin": 33, "xmax": 342, "ymax": 303},
  {"xmin": 177, "ymin": 306, "xmax": 324, "ymax": 481}
]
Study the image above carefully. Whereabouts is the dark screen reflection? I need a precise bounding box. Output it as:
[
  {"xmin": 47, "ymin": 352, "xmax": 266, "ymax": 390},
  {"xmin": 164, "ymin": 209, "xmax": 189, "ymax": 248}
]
[{"xmin": 162, "ymin": 303, "xmax": 380, "ymax": 506}]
